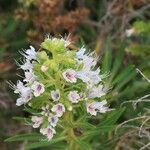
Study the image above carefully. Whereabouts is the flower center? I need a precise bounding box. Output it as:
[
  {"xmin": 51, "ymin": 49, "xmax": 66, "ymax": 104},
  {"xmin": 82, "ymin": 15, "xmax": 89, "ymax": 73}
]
[
  {"xmin": 47, "ymin": 128, "xmax": 52, "ymax": 135},
  {"xmin": 57, "ymin": 105, "xmax": 62, "ymax": 111},
  {"xmin": 71, "ymin": 94, "xmax": 77, "ymax": 100},
  {"xmin": 51, "ymin": 117, "xmax": 55, "ymax": 123},
  {"xmin": 54, "ymin": 93, "xmax": 59, "ymax": 99},
  {"xmin": 37, "ymin": 84, "xmax": 42, "ymax": 92},
  {"xmin": 66, "ymin": 72, "xmax": 73, "ymax": 80},
  {"xmin": 89, "ymin": 105, "xmax": 95, "ymax": 112}
]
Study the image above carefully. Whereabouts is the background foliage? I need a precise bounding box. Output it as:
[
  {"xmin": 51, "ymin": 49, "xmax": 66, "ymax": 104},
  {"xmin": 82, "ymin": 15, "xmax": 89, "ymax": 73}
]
[{"xmin": 0, "ymin": 0, "xmax": 150, "ymax": 149}]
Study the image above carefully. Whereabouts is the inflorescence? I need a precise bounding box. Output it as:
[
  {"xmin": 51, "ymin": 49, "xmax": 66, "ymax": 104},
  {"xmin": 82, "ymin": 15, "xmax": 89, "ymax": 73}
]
[{"xmin": 11, "ymin": 36, "xmax": 112, "ymax": 140}]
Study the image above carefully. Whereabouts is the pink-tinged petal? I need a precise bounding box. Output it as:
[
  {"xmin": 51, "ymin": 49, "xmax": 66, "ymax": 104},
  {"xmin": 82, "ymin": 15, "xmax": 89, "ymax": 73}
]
[
  {"xmin": 40, "ymin": 127, "xmax": 56, "ymax": 140},
  {"xmin": 31, "ymin": 116, "xmax": 43, "ymax": 128},
  {"xmin": 31, "ymin": 81, "xmax": 45, "ymax": 97},
  {"xmin": 47, "ymin": 127, "xmax": 56, "ymax": 140},
  {"xmin": 68, "ymin": 91, "xmax": 80, "ymax": 103},
  {"xmin": 51, "ymin": 103, "xmax": 65, "ymax": 117},
  {"xmin": 86, "ymin": 100, "xmax": 111, "ymax": 115},
  {"xmin": 62, "ymin": 69, "xmax": 77, "ymax": 83},
  {"xmin": 86, "ymin": 103, "xmax": 97, "ymax": 116}
]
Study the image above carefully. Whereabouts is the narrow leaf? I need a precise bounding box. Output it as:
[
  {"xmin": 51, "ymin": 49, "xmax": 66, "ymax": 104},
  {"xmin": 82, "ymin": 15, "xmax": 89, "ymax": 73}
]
[
  {"xmin": 26, "ymin": 136, "xmax": 66, "ymax": 150},
  {"xmin": 99, "ymin": 108, "xmax": 125, "ymax": 126},
  {"xmin": 5, "ymin": 133, "xmax": 44, "ymax": 142}
]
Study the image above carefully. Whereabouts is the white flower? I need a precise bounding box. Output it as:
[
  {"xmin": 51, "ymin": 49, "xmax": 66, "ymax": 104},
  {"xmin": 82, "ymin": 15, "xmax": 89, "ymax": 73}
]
[
  {"xmin": 16, "ymin": 97, "xmax": 24, "ymax": 106},
  {"xmin": 76, "ymin": 47, "xmax": 98, "ymax": 74},
  {"xmin": 16, "ymin": 88, "xmax": 32, "ymax": 106},
  {"xmin": 25, "ymin": 46, "xmax": 37, "ymax": 60},
  {"xmin": 48, "ymin": 115, "xmax": 58, "ymax": 127},
  {"xmin": 51, "ymin": 103, "xmax": 65, "ymax": 117},
  {"xmin": 94, "ymin": 100, "xmax": 111, "ymax": 113},
  {"xmin": 16, "ymin": 97, "xmax": 27, "ymax": 106},
  {"xmin": 82, "ymin": 55, "xmax": 96, "ymax": 71},
  {"xmin": 15, "ymin": 81, "xmax": 32, "ymax": 95},
  {"xmin": 76, "ymin": 47, "xmax": 86, "ymax": 59},
  {"xmin": 41, "ymin": 105, "xmax": 50, "ymax": 116},
  {"xmin": 41, "ymin": 65, "xmax": 48, "ymax": 72},
  {"xmin": 31, "ymin": 81, "xmax": 45, "ymax": 97},
  {"xmin": 51, "ymin": 89, "xmax": 60, "ymax": 101},
  {"xmin": 24, "ymin": 71, "xmax": 37, "ymax": 83},
  {"xmin": 125, "ymin": 28, "xmax": 135, "ymax": 37},
  {"xmin": 62, "ymin": 69, "xmax": 77, "ymax": 83},
  {"xmin": 88, "ymin": 68, "xmax": 101, "ymax": 85},
  {"xmin": 88, "ymin": 85, "xmax": 105, "ymax": 98},
  {"xmin": 31, "ymin": 116, "xmax": 43, "ymax": 128},
  {"xmin": 86, "ymin": 102, "xmax": 97, "ymax": 116},
  {"xmin": 20, "ymin": 59, "xmax": 34, "ymax": 71},
  {"xmin": 77, "ymin": 69, "xmax": 101, "ymax": 86},
  {"xmin": 40, "ymin": 126, "xmax": 56, "ymax": 140},
  {"xmin": 86, "ymin": 100, "xmax": 110, "ymax": 116},
  {"xmin": 78, "ymin": 51, "xmax": 96, "ymax": 70},
  {"xmin": 68, "ymin": 91, "xmax": 80, "ymax": 103},
  {"xmin": 21, "ymin": 86, "xmax": 32, "ymax": 96},
  {"xmin": 76, "ymin": 71, "xmax": 90, "ymax": 83},
  {"xmin": 14, "ymin": 80, "xmax": 24, "ymax": 94}
]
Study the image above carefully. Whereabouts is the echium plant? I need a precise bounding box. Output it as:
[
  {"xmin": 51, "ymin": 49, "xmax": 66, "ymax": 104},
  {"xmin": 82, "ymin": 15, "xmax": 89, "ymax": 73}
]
[{"xmin": 10, "ymin": 36, "xmax": 113, "ymax": 142}]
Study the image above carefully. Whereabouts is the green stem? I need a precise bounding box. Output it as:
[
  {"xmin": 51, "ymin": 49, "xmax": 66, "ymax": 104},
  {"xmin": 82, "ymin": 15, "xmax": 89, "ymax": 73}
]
[{"xmin": 63, "ymin": 112, "xmax": 80, "ymax": 150}]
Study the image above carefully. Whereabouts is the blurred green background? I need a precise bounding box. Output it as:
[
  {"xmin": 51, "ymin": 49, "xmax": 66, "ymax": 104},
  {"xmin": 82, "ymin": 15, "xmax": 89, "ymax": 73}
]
[{"xmin": 0, "ymin": 0, "xmax": 149, "ymax": 149}]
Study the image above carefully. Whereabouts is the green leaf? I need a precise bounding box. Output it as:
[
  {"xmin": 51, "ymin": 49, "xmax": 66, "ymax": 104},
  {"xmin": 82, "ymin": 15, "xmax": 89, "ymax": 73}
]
[
  {"xmin": 83, "ymin": 125, "xmax": 115, "ymax": 138},
  {"xmin": 99, "ymin": 108, "xmax": 125, "ymax": 126},
  {"xmin": 115, "ymin": 70, "xmax": 136, "ymax": 91},
  {"xmin": 13, "ymin": 116, "xmax": 32, "ymax": 125},
  {"xmin": 25, "ymin": 136, "xmax": 66, "ymax": 150},
  {"xmin": 23, "ymin": 106, "xmax": 41, "ymax": 115},
  {"xmin": 109, "ymin": 47, "xmax": 124, "ymax": 82},
  {"xmin": 133, "ymin": 21, "xmax": 150, "ymax": 34},
  {"xmin": 77, "ymin": 122, "xmax": 96, "ymax": 130},
  {"xmin": 113, "ymin": 65, "xmax": 135, "ymax": 85},
  {"xmin": 5, "ymin": 133, "xmax": 44, "ymax": 142},
  {"xmin": 75, "ymin": 138, "xmax": 93, "ymax": 150},
  {"xmin": 101, "ymin": 38, "xmax": 112, "ymax": 73},
  {"xmin": 26, "ymin": 94, "xmax": 49, "ymax": 109}
]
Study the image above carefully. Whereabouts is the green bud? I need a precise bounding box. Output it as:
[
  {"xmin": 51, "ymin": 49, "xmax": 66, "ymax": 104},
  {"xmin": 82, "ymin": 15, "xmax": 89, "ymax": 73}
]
[
  {"xmin": 44, "ymin": 60, "xmax": 58, "ymax": 72},
  {"xmin": 33, "ymin": 63, "xmax": 41, "ymax": 72},
  {"xmin": 63, "ymin": 100, "xmax": 73, "ymax": 112},
  {"xmin": 37, "ymin": 51, "xmax": 48, "ymax": 61},
  {"xmin": 41, "ymin": 38, "xmax": 66, "ymax": 55},
  {"xmin": 59, "ymin": 58, "xmax": 76, "ymax": 69}
]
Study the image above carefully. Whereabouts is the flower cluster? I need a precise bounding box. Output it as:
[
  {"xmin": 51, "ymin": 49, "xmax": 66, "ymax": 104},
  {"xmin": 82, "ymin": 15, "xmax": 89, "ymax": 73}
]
[{"xmin": 12, "ymin": 36, "xmax": 112, "ymax": 140}]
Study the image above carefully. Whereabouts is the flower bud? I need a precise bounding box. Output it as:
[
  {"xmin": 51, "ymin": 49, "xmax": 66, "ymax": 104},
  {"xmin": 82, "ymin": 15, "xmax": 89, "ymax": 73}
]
[
  {"xmin": 37, "ymin": 51, "xmax": 48, "ymax": 61},
  {"xmin": 41, "ymin": 38, "xmax": 66, "ymax": 55},
  {"xmin": 67, "ymin": 106, "xmax": 73, "ymax": 111},
  {"xmin": 44, "ymin": 60, "xmax": 58, "ymax": 72}
]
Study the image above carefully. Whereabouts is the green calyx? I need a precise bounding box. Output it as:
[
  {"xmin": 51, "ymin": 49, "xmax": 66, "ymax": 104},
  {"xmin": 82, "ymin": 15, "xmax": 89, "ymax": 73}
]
[{"xmin": 41, "ymin": 38, "xmax": 66, "ymax": 55}]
